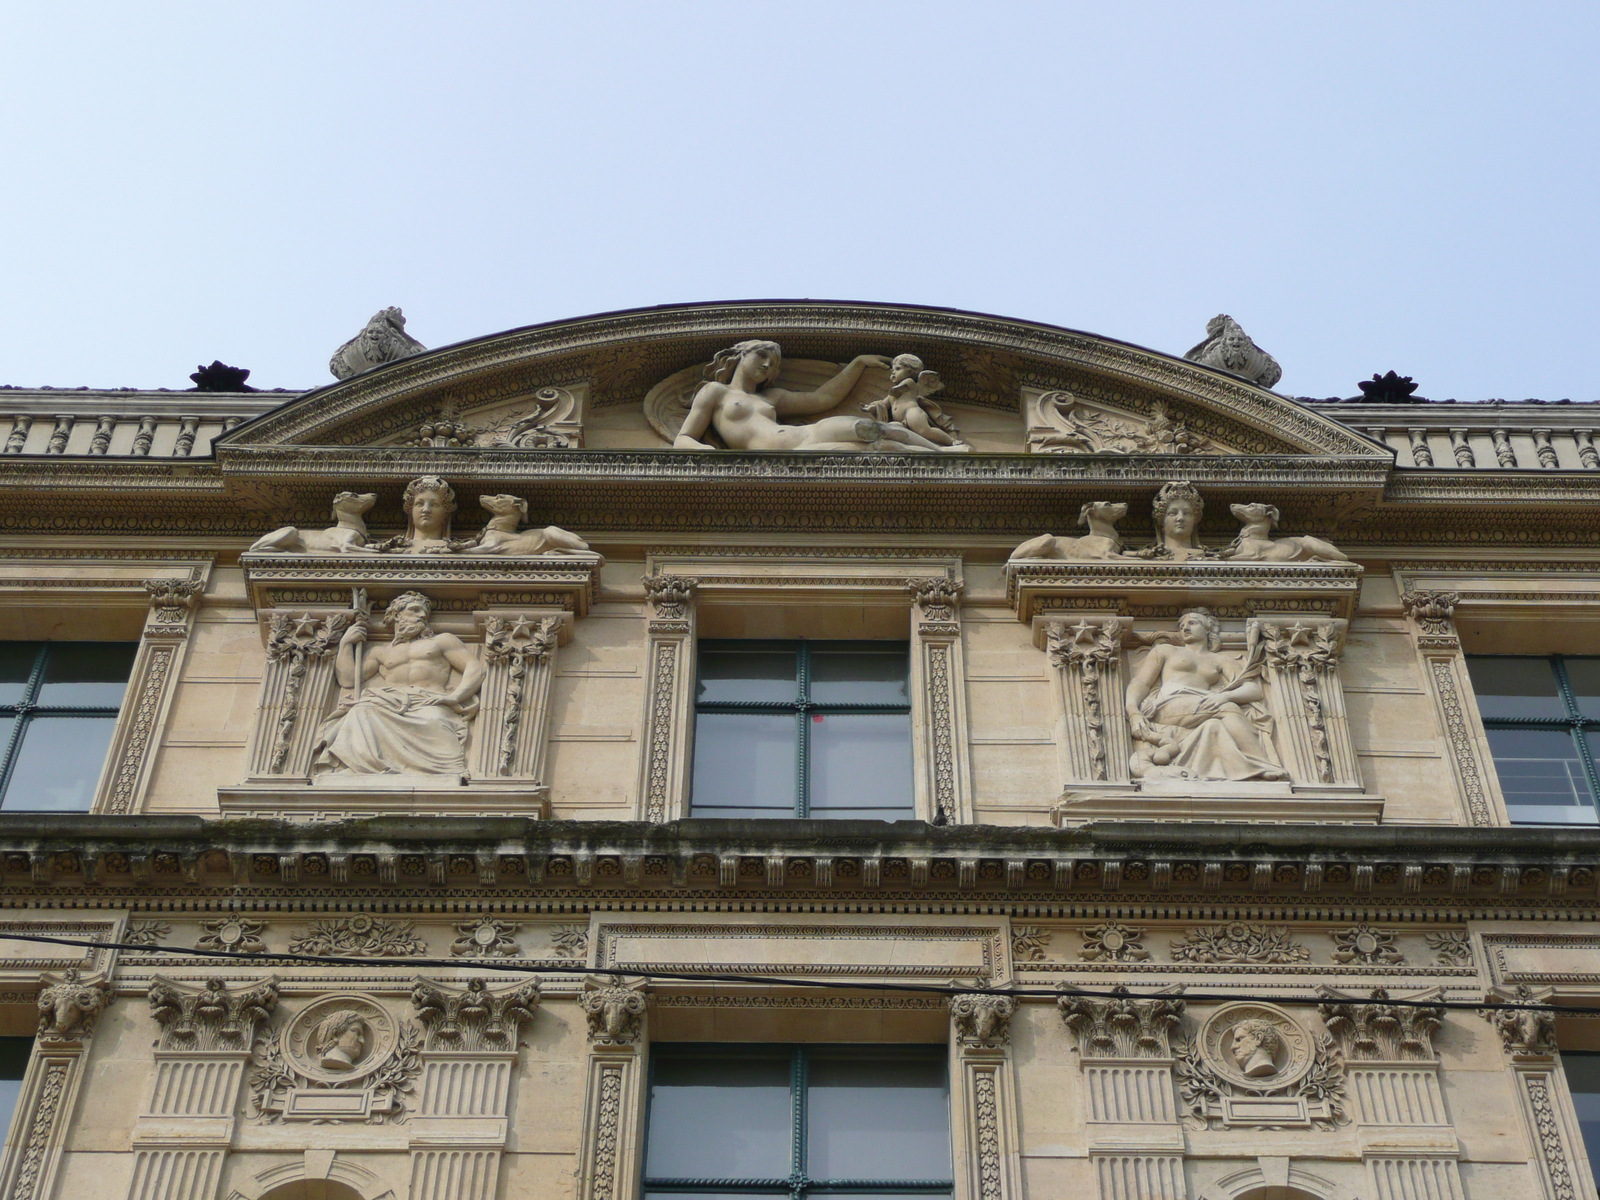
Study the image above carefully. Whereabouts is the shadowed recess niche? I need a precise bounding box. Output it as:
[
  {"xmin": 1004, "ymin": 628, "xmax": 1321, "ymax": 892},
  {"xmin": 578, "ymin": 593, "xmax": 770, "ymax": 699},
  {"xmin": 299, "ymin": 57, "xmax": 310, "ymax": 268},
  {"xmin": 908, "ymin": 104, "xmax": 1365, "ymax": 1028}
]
[{"xmin": 637, "ymin": 553, "xmax": 971, "ymax": 825}]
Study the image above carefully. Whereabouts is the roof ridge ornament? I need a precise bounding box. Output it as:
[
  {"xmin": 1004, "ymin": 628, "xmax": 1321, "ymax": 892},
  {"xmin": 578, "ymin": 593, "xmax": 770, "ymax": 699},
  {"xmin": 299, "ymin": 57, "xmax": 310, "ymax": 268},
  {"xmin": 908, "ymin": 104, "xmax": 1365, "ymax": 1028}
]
[{"xmin": 1184, "ymin": 314, "xmax": 1282, "ymax": 389}]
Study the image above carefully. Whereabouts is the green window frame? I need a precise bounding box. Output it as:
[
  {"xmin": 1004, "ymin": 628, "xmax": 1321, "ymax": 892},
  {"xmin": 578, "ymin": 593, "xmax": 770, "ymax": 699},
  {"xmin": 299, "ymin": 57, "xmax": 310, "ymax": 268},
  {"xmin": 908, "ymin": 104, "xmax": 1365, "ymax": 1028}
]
[
  {"xmin": 1561, "ymin": 1050, "xmax": 1600, "ymax": 1195},
  {"xmin": 0, "ymin": 642, "xmax": 137, "ymax": 812},
  {"xmin": 691, "ymin": 639, "xmax": 914, "ymax": 820},
  {"xmin": 0, "ymin": 1038, "xmax": 30, "ymax": 1145},
  {"xmin": 643, "ymin": 1043, "xmax": 954, "ymax": 1199},
  {"xmin": 1465, "ymin": 655, "xmax": 1600, "ymax": 825}
]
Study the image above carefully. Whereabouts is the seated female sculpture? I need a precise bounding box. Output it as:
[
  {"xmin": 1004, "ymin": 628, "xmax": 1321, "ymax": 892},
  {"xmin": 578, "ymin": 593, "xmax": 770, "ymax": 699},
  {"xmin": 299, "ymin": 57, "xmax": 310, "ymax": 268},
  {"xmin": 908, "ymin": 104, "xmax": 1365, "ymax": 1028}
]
[
  {"xmin": 672, "ymin": 340, "xmax": 961, "ymax": 452},
  {"xmin": 1124, "ymin": 608, "xmax": 1287, "ymax": 782}
]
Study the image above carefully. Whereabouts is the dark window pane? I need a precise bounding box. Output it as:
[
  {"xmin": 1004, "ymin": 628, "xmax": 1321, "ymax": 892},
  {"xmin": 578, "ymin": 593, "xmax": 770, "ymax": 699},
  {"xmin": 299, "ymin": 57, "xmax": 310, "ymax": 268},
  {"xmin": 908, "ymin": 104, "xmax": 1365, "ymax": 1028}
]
[
  {"xmin": 691, "ymin": 713, "xmax": 798, "ymax": 818},
  {"xmin": 809, "ymin": 713, "xmax": 914, "ymax": 820},
  {"xmin": 698, "ymin": 646, "xmax": 798, "ymax": 704},
  {"xmin": 3, "ymin": 717, "xmax": 116, "ymax": 811},
  {"xmin": 646, "ymin": 1048, "xmax": 792, "ymax": 1180},
  {"xmin": 810, "ymin": 644, "xmax": 910, "ymax": 705},
  {"xmin": 0, "ymin": 645, "xmax": 39, "ymax": 707},
  {"xmin": 807, "ymin": 1048, "xmax": 950, "ymax": 1181},
  {"xmin": 0, "ymin": 1037, "xmax": 29, "ymax": 1144},
  {"xmin": 37, "ymin": 643, "xmax": 137, "ymax": 707},
  {"xmin": 1563, "ymin": 1051, "xmax": 1600, "ymax": 1186},
  {"xmin": 1565, "ymin": 658, "xmax": 1600, "ymax": 721},
  {"xmin": 1466, "ymin": 657, "xmax": 1568, "ymax": 720},
  {"xmin": 1487, "ymin": 728, "xmax": 1596, "ymax": 824}
]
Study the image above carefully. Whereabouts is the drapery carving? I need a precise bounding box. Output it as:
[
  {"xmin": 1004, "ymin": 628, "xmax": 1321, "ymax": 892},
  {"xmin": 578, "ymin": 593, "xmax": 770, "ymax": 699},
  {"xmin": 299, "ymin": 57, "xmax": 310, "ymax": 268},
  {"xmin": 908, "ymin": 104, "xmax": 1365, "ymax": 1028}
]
[{"xmin": 637, "ymin": 575, "xmax": 697, "ymax": 822}]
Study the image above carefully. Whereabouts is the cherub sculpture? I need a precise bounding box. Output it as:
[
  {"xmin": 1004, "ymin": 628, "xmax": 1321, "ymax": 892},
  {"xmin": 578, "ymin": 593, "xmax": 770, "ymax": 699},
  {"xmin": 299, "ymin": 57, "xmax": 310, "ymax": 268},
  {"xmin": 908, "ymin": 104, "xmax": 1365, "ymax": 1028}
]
[{"xmin": 860, "ymin": 354, "xmax": 964, "ymax": 448}]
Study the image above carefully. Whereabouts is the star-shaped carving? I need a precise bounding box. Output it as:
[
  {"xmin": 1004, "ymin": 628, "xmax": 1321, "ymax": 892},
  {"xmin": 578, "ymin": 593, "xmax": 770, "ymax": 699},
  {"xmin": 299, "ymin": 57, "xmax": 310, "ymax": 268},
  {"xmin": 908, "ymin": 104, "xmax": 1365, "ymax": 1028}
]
[
  {"xmin": 1283, "ymin": 622, "xmax": 1312, "ymax": 645},
  {"xmin": 1069, "ymin": 619, "xmax": 1101, "ymax": 646},
  {"xmin": 291, "ymin": 614, "xmax": 319, "ymax": 640}
]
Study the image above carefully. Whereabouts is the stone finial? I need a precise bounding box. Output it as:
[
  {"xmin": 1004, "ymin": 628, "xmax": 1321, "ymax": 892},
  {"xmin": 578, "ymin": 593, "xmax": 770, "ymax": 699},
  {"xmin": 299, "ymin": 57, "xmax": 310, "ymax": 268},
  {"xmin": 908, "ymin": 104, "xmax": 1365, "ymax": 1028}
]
[
  {"xmin": 1483, "ymin": 984, "xmax": 1558, "ymax": 1059},
  {"xmin": 148, "ymin": 976, "xmax": 279, "ymax": 1051},
  {"xmin": 949, "ymin": 993, "xmax": 1014, "ymax": 1047},
  {"xmin": 411, "ymin": 977, "xmax": 541, "ymax": 1052},
  {"xmin": 189, "ymin": 361, "xmax": 256, "ymax": 392},
  {"xmin": 1318, "ymin": 987, "xmax": 1442, "ymax": 1062},
  {"xmin": 1059, "ymin": 986, "xmax": 1186, "ymax": 1059},
  {"xmin": 579, "ymin": 977, "xmax": 648, "ymax": 1046},
  {"xmin": 329, "ymin": 307, "xmax": 427, "ymax": 380},
  {"xmin": 37, "ymin": 968, "xmax": 111, "ymax": 1043},
  {"xmin": 1357, "ymin": 371, "xmax": 1423, "ymax": 403},
  {"xmin": 1184, "ymin": 315, "xmax": 1282, "ymax": 389}
]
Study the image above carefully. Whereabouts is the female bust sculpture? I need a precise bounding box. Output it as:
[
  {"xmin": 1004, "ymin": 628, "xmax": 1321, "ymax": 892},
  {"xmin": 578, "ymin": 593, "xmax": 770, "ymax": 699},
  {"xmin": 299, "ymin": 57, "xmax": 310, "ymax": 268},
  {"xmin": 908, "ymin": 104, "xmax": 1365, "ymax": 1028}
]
[
  {"xmin": 1124, "ymin": 608, "xmax": 1286, "ymax": 782},
  {"xmin": 672, "ymin": 340, "xmax": 961, "ymax": 452}
]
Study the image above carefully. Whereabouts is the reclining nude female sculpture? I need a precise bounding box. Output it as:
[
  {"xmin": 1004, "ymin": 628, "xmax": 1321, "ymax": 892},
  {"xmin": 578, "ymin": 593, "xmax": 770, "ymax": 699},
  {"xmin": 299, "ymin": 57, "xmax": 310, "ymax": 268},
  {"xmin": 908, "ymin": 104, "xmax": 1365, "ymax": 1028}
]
[
  {"xmin": 1124, "ymin": 608, "xmax": 1286, "ymax": 782},
  {"xmin": 672, "ymin": 340, "xmax": 964, "ymax": 452}
]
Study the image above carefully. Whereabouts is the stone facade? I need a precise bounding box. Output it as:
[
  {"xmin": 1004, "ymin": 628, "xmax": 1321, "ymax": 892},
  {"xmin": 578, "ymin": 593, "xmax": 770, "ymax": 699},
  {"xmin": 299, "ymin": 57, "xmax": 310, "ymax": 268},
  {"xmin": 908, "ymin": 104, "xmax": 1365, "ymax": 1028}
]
[{"xmin": 0, "ymin": 300, "xmax": 1594, "ymax": 1199}]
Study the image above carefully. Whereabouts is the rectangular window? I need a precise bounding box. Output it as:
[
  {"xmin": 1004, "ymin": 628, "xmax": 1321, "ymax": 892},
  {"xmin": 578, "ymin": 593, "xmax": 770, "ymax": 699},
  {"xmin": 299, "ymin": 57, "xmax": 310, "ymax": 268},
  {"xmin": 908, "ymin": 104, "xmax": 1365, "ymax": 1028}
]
[
  {"xmin": 691, "ymin": 640, "xmax": 914, "ymax": 820},
  {"xmin": 1467, "ymin": 656, "xmax": 1600, "ymax": 825},
  {"xmin": 1562, "ymin": 1050, "xmax": 1600, "ymax": 1189},
  {"xmin": 643, "ymin": 1044, "xmax": 952, "ymax": 1198},
  {"xmin": 0, "ymin": 1038, "xmax": 31, "ymax": 1142},
  {"xmin": 0, "ymin": 642, "xmax": 137, "ymax": 812}
]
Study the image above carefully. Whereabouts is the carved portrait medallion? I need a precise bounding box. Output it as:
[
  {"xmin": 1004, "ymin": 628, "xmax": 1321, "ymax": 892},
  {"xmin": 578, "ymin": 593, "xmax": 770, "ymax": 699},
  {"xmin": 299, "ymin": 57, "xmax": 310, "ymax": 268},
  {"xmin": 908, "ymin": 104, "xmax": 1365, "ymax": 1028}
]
[
  {"xmin": 1198, "ymin": 1003, "xmax": 1312, "ymax": 1092},
  {"xmin": 282, "ymin": 995, "xmax": 396, "ymax": 1084}
]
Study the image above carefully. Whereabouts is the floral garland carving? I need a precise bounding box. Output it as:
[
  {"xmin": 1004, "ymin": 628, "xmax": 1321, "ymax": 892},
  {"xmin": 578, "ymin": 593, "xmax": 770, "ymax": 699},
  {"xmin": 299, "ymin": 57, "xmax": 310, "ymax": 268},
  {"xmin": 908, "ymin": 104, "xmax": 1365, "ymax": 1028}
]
[
  {"xmin": 288, "ymin": 913, "xmax": 426, "ymax": 957},
  {"xmin": 1171, "ymin": 922, "xmax": 1309, "ymax": 964}
]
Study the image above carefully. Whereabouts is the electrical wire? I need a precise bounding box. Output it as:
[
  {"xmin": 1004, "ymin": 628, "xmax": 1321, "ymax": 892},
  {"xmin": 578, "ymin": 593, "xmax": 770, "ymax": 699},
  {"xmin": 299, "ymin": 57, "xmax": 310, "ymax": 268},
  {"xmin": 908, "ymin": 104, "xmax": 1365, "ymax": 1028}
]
[{"xmin": 0, "ymin": 929, "xmax": 1579, "ymax": 1016}]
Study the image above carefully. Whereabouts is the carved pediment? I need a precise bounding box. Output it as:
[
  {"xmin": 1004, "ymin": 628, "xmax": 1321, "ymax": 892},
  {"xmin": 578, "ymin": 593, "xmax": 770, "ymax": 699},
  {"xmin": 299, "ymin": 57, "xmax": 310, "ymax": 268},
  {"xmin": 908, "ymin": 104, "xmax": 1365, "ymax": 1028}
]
[{"xmin": 216, "ymin": 301, "xmax": 1386, "ymax": 461}]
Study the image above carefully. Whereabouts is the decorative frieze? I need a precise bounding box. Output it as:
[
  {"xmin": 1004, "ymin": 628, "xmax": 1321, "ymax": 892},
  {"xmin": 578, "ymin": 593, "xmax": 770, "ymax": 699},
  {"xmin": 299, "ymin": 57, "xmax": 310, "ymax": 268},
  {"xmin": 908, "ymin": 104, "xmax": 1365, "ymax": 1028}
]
[
  {"xmin": 1171, "ymin": 922, "xmax": 1309, "ymax": 964},
  {"xmin": 450, "ymin": 916, "xmax": 521, "ymax": 958},
  {"xmin": 1331, "ymin": 924, "xmax": 1406, "ymax": 966},
  {"xmin": 1078, "ymin": 922, "xmax": 1149, "ymax": 963},
  {"xmin": 288, "ymin": 913, "xmax": 426, "ymax": 957}
]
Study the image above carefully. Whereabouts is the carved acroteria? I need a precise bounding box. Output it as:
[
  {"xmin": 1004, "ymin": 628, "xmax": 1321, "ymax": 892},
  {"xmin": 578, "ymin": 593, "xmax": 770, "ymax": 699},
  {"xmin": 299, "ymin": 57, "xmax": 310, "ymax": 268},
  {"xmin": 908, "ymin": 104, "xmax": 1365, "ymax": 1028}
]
[
  {"xmin": 411, "ymin": 977, "xmax": 541, "ymax": 1051},
  {"xmin": 949, "ymin": 994, "xmax": 1014, "ymax": 1048},
  {"xmin": 329, "ymin": 306, "xmax": 426, "ymax": 379},
  {"xmin": 1058, "ymin": 989, "xmax": 1186, "ymax": 1060},
  {"xmin": 1483, "ymin": 985, "xmax": 1558, "ymax": 1060},
  {"xmin": 1254, "ymin": 617, "xmax": 1352, "ymax": 786},
  {"xmin": 1318, "ymin": 988, "xmax": 1442, "ymax": 1062},
  {"xmin": 1184, "ymin": 314, "xmax": 1283, "ymax": 389},
  {"xmin": 477, "ymin": 613, "xmax": 563, "ymax": 782},
  {"xmin": 580, "ymin": 979, "xmax": 648, "ymax": 1046},
  {"xmin": 36, "ymin": 969, "xmax": 110, "ymax": 1044},
  {"xmin": 147, "ymin": 976, "xmax": 280, "ymax": 1051}
]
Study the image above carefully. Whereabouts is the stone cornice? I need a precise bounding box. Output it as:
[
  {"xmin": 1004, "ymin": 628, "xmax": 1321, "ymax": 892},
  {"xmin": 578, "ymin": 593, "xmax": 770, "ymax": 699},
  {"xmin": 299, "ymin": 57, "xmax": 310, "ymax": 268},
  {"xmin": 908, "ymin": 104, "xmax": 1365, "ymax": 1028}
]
[{"xmin": 2, "ymin": 816, "xmax": 1595, "ymax": 905}]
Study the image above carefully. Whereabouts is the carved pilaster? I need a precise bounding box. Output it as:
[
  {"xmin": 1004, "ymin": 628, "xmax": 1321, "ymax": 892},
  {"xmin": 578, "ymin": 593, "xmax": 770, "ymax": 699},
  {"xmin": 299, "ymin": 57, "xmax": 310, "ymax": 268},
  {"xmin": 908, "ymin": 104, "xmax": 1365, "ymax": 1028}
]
[
  {"xmin": 0, "ymin": 970, "xmax": 112, "ymax": 1200},
  {"xmin": 473, "ymin": 612, "xmax": 565, "ymax": 792},
  {"xmin": 1058, "ymin": 989, "xmax": 1186, "ymax": 1200},
  {"xmin": 1481, "ymin": 987, "xmax": 1593, "ymax": 1200},
  {"xmin": 407, "ymin": 977, "xmax": 541, "ymax": 1200},
  {"xmin": 909, "ymin": 577, "xmax": 972, "ymax": 825},
  {"xmin": 949, "ymin": 993, "xmax": 1021, "ymax": 1200},
  {"xmin": 1320, "ymin": 988, "xmax": 1464, "ymax": 1196},
  {"xmin": 577, "ymin": 978, "xmax": 649, "ymax": 1200},
  {"xmin": 637, "ymin": 575, "xmax": 696, "ymax": 822},
  {"xmin": 1253, "ymin": 617, "xmax": 1359, "ymax": 787},
  {"xmin": 97, "ymin": 576, "xmax": 207, "ymax": 814},
  {"xmin": 244, "ymin": 608, "xmax": 355, "ymax": 780},
  {"xmin": 1043, "ymin": 616, "xmax": 1129, "ymax": 785},
  {"xmin": 1401, "ymin": 589, "xmax": 1502, "ymax": 826},
  {"xmin": 130, "ymin": 977, "xmax": 280, "ymax": 1200}
]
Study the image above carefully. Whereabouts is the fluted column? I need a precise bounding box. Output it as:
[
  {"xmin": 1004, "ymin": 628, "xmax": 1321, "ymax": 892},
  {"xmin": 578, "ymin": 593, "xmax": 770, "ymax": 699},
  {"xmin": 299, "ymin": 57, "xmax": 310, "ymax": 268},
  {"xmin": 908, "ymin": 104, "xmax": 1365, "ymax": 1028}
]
[
  {"xmin": 1253, "ymin": 617, "xmax": 1359, "ymax": 788},
  {"xmin": 1059, "ymin": 990, "xmax": 1187, "ymax": 1200},
  {"xmin": 1042, "ymin": 616, "xmax": 1129, "ymax": 786},
  {"xmin": 472, "ymin": 611, "xmax": 566, "ymax": 800},
  {"xmin": 242, "ymin": 608, "xmax": 355, "ymax": 782}
]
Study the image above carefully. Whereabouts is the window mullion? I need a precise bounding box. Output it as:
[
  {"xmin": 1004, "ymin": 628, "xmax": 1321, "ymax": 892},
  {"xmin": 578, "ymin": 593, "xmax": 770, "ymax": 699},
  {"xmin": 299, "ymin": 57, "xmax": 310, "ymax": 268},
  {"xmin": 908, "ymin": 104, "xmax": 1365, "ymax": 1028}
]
[
  {"xmin": 23, "ymin": 646, "xmax": 46, "ymax": 707},
  {"xmin": 791, "ymin": 1047, "xmax": 808, "ymax": 1198},
  {"xmin": 796, "ymin": 643, "xmax": 810, "ymax": 819}
]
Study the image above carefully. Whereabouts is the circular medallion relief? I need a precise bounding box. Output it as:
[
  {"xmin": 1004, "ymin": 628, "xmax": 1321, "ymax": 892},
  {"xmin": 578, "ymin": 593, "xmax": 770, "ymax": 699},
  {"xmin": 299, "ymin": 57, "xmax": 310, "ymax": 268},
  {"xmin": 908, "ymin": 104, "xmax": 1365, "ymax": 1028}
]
[
  {"xmin": 282, "ymin": 995, "xmax": 396, "ymax": 1085},
  {"xmin": 1198, "ymin": 1002, "xmax": 1312, "ymax": 1092}
]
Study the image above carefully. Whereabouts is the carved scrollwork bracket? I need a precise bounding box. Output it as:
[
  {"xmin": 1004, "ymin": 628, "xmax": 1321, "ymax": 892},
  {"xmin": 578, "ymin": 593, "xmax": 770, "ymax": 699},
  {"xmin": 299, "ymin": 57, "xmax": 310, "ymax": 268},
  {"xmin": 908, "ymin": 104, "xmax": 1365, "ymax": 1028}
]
[
  {"xmin": 148, "ymin": 975, "xmax": 280, "ymax": 1052},
  {"xmin": 1483, "ymin": 984, "xmax": 1559, "ymax": 1061},
  {"xmin": 580, "ymin": 977, "xmax": 648, "ymax": 1047},
  {"xmin": 1317, "ymin": 987, "xmax": 1442, "ymax": 1062},
  {"xmin": 1401, "ymin": 589, "xmax": 1460, "ymax": 651},
  {"xmin": 1058, "ymin": 987, "xmax": 1186, "ymax": 1060},
  {"xmin": 36, "ymin": 969, "xmax": 111, "ymax": 1046},
  {"xmin": 950, "ymin": 993, "xmax": 1014, "ymax": 1049},
  {"xmin": 412, "ymin": 976, "xmax": 541, "ymax": 1052}
]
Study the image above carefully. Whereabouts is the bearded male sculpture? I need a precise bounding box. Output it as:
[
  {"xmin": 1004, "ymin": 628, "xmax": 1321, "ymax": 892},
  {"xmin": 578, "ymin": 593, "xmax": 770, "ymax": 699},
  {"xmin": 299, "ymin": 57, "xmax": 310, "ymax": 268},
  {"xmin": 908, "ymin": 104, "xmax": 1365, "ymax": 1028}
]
[{"xmin": 312, "ymin": 590, "xmax": 484, "ymax": 778}]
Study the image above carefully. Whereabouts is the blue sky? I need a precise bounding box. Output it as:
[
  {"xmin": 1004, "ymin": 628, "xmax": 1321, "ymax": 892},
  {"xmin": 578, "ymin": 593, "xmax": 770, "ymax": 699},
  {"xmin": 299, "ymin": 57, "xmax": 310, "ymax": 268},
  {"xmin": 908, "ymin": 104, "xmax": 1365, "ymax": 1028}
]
[{"xmin": 2, "ymin": 2, "xmax": 1596, "ymax": 399}]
